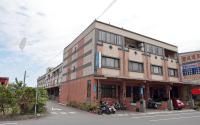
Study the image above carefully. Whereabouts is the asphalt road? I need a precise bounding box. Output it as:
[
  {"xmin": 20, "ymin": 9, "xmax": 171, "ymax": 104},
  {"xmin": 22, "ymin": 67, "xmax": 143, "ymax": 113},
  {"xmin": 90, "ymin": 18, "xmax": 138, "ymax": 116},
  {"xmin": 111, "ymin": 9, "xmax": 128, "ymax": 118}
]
[{"xmin": 1, "ymin": 101, "xmax": 200, "ymax": 125}]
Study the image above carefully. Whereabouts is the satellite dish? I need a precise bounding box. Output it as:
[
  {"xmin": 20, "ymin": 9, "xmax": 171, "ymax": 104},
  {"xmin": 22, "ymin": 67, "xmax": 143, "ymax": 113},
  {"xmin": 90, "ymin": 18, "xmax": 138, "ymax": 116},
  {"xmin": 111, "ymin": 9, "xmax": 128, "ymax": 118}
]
[{"xmin": 19, "ymin": 37, "xmax": 27, "ymax": 51}]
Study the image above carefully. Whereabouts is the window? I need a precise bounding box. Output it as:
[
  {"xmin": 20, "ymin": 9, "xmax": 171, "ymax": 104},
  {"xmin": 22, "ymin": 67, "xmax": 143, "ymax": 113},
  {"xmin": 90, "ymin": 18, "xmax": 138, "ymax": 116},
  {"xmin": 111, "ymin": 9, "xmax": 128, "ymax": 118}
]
[
  {"xmin": 145, "ymin": 43, "xmax": 163, "ymax": 56},
  {"xmin": 102, "ymin": 56, "xmax": 120, "ymax": 69},
  {"xmin": 98, "ymin": 30, "xmax": 106, "ymax": 42},
  {"xmin": 182, "ymin": 67, "xmax": 200, "ymax": 76},
  {"xmin": 158, "ymin": 47, "xmax": 163, "ymax": 56},
  {"xmin": 145, "ymin": 43, "xmax": 152, "ymax": 53},
  {"xmin": 87, "ymin": 80, "xmax": 91, "ymax": 98},
  {"xmin": 98, "ymin": 30, "xmax": 122, "ymax": 46},
  {"xmin": 126, "ymin": 86, "xmax": 131, "ymax": 97},
  {"xmin": 101, "ymin": 84, "xmax": 116, "ymax": 98},
  {"xmin": 129, "ymin": 61, "xmax": 144, "ymax": 73},
  {"xmin": 168, "ymin": 68, "xmax": 178, "ymax": 77},
  {"xmin": 151, "ymin": 65, "xmax": 163, "ymax": 75}
]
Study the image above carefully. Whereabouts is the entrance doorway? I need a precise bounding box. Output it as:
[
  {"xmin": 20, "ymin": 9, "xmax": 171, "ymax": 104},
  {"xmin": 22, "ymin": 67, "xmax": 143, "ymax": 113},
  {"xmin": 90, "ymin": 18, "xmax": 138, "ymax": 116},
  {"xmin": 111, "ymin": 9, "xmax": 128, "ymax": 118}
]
[
  {"xmin": 150, "ymin": 87, "xmax": 166, "ymax": 102},
  {"xmin": 170, "ymin": 86, "xmax": 180, "ymax": 98}
]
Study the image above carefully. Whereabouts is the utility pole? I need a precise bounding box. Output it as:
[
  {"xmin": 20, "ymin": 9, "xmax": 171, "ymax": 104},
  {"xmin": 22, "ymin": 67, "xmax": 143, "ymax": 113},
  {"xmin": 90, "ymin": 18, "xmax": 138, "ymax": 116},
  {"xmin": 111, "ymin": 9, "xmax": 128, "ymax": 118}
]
[
  {"xmin": 35, "ymin": 84, "xmax": 38, "ymax": 117},
  {"xmin": 23, "ymin": 70, "xmax": 26, "ymax": 85}
]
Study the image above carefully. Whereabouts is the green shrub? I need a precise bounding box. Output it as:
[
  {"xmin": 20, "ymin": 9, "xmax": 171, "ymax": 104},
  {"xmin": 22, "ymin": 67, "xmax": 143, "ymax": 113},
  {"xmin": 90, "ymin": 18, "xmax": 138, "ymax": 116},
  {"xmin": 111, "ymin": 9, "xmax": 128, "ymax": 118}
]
[
  {"xmin": 0, "ymin": 79, "xmax": 48, "ymax": 116},
  {"xmin": 194, "ymin": 101, "xmax": 200, "ymax": 110},
  {"xmin": 67, "ymin": 101, "xmax": 97, "ymax": 112}
]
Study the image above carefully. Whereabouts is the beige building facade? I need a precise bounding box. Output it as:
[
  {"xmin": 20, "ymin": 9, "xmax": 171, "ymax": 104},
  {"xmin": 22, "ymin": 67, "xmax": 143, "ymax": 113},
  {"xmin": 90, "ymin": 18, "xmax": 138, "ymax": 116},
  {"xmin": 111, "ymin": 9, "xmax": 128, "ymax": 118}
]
[{"xmin": 59, "ymin": 21, "xmax": 188, "ymax": 111}]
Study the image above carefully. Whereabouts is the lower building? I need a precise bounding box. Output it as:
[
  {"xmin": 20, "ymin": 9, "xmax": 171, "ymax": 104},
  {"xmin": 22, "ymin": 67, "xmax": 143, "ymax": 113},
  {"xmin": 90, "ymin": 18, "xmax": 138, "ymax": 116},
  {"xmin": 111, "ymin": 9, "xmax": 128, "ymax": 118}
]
[
  {"xmin": 37, "ymin": 63, "xmax": 63, "ymax": 101},
  {"xmin": 179, "ymin": 51, "xmax": 200, "ymax": 101}
]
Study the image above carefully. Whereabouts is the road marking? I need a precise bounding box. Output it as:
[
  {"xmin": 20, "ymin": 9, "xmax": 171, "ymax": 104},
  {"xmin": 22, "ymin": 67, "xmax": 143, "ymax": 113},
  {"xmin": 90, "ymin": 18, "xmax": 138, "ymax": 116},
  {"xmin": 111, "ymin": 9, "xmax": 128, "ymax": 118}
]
[
  {"xmin": 60, "ymin": 112, "xmax": 67, "ymax": 115},
  {"xmin": 68, "ymin": 112, "xmax": 76, "ymax": 114},
  {"xmin": 130, "ymin": 110, "xmax": 195, "ymax": 116},
  {"xmin": 150, "ymin": 115, "xmax": 200, "ymax": 122},
  {"xmin": 116, "ymin": 114, "xmax": 129, "ymax": 117},
  {"xmin": 0, "ymin": 123, "xmax": 17, "ymax": 125},
  {"xmin": 51, "ymin": 112, "xmax": 58, "ymax": 115},
  {"xmin": 52, "ymin": 107, "xmax": 62, "ymax": 111},
  {"xmin": 131, "ymin": 111, "xmax": 200, "ymax": 119}
]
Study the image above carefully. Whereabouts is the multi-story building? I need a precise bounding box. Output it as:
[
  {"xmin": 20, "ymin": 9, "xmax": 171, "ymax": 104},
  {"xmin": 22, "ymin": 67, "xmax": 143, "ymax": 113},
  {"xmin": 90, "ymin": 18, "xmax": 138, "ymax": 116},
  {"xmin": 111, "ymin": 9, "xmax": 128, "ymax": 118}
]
[
  {"xmin": 179, "ymin": 51, "xmax": 200, "ymax": 100},
  {"xmin": 59, "ymin": 20, "xmax": 185, "ymax": 107},
  {"xmin": 37, "ymin": 63, "xmax": 63, "ymax": 100}
]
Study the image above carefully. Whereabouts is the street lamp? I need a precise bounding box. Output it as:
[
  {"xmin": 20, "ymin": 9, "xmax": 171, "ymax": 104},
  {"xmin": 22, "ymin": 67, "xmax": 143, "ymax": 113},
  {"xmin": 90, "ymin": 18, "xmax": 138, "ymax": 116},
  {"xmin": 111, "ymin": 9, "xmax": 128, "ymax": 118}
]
[{"xmin": 35, "ymin": 84, "xmax": 38, "ymax": 117}]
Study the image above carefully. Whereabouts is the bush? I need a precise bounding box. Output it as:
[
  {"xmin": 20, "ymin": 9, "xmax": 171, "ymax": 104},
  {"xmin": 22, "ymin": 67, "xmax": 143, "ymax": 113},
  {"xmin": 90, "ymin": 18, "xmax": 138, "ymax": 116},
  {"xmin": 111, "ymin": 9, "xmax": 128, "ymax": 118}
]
[
  {"xmin": 67, "ymin": 101, "xmax": 97, "ymax": 112},
  {"xmin": 0, "ymin": 79, "xmax": 48, "ymax": 116},
  {"xmin": 193, "ymin": 101, "xmax": 200, "ymax": 110}
]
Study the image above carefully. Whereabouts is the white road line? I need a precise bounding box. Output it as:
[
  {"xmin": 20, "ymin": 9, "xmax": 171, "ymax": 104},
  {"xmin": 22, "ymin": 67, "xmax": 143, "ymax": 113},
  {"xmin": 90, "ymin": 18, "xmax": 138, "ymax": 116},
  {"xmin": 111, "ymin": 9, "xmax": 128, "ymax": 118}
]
[
  {"xmin": 130, "ymin": 110, "xmax": 195, "ymax": 116},
  {"xmin": 0, "ymin": 123, "xmax": 17, "ymax": 125},
  {"xmin": 51, "ymin": 112, "xmax": 58, "ymax": 115},
  {"xmin": 60, "ymin": 112, "xmax": 67, "ymax": 115},
  {"xmin": 52, "ymin": 107, "xmax": 62, "ymax": 111},
  {"xmin": 131, "ymin": 111, "xmax": 200, "ymax": 119},
  {"xmin": 116, "ymin": 114, "xmax": 129, "ymax": 117},
  {"xmin": 68, "ymin": 112, "xmax": 76, "ymax": 114},
  {"xmin": 150, "ymin": 115, "xmax": 200, "ymax": 122}
]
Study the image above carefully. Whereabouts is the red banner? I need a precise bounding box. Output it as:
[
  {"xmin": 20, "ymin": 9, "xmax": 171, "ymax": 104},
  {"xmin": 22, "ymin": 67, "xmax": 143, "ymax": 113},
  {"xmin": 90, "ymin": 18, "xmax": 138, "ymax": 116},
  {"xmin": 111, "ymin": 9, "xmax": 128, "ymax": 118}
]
[{"xmin": 192, "ymin": 88, "xmax": 200, "ymax": 95}]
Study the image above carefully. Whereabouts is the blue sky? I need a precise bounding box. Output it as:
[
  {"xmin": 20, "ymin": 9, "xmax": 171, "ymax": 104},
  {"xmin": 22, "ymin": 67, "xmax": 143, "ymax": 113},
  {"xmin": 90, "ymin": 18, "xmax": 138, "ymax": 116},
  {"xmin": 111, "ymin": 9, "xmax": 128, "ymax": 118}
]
[{"xmin": 0, "ymin": 0, "xmax": 200, "ymax": 87}]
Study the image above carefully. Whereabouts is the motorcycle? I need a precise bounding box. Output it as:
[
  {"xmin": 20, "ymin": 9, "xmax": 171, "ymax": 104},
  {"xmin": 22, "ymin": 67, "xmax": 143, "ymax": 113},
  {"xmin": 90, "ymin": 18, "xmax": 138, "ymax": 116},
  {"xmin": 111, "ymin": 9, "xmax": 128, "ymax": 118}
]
[
  {"xmin": 147, "ymin": 98, "xmax": 159, "ymax": 109},
  {"xmin": 114, "ymin": 102, "xmax": 127, "ymax": 110},
  {"xmin": 98, "ymin": 101, "xmax": 116, "ymax": 115}
]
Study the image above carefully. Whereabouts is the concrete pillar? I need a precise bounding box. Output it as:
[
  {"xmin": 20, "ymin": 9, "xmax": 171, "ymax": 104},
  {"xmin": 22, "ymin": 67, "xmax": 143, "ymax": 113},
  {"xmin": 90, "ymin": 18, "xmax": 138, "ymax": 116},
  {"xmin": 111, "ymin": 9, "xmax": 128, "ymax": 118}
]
[
  {"xmin": 139, "ymin": 100, "xmax": 146, "ymax": 112},
  {"xmin": 166, "ymin": 84, "xmax": 173, "ymax": 110},
  {"xmin": 122, "ymin": 81, "xmax": 126, "ymax": 101},
  {"xmin": 189, "ymin": 85, "xmax": 195, "ymax": 108},
  {"xmin": 98, "ymin": 81, "xmax": 101, "ymax": 100},
  {"xmin": 139, "ymin": 85, "xmax": 146, "ymax": 112},
  {"xmin": 145, "ymin": 82, "xmax": 150, "ymax": 100}
]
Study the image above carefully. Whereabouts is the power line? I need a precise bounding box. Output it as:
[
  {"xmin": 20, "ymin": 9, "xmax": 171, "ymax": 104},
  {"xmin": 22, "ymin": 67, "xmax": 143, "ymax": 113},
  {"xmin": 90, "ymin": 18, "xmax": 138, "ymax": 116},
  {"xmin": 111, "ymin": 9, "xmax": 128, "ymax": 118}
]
[{"xmin": 96, "ymin": 0, "xmax": 117, "ymax": 20}]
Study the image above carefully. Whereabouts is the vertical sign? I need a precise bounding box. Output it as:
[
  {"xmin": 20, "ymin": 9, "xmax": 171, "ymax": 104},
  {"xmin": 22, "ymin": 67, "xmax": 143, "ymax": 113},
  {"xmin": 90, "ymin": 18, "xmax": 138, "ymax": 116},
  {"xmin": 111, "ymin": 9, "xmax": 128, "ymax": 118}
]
[
  {"xmin": 95, "ymin": 52, "xmax": 101, "ymax": 68},
  {"xmin": 99, "ymin": 52, "xmax": 101, "ymax": 68},
  {"xmin": 140, "ymin": 87, "xmax": 144, "ymax": 95}
]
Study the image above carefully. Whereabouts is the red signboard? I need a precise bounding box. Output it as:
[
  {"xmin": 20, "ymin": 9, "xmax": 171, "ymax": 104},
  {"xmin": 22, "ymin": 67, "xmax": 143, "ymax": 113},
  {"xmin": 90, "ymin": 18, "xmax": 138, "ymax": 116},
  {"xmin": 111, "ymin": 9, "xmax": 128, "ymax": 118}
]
[
  {"xmin": 0, "ymin": 77, "xmax": 9, "ymax": 85},
  {"xmin": 192, "ymin": 88, "xmax": 200, "ymax": 95}
]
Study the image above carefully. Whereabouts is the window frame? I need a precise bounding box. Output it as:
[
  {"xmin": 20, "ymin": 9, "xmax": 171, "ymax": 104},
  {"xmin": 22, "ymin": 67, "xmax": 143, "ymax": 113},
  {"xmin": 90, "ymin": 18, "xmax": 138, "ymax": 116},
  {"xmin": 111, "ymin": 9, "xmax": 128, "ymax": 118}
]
[
  {"xmin": 87, "ymin": 80, "xmax": 91, "ymax": 98},
  {"xmin": 168, "ymin": 68, "xmax": 178, "ymax": 77},
  {"xmin": 101, "ymin": 56, "xmax": 120, "ymax": 69},
  {"xmin": 151, "ymin": 65, "xmax": 163, "ymax": 75},
  {"xmin": 145, "ymin": 43, "xmax": 164, "ymax": 56},
  {"xmin": 97, "ymin": 29, "xmax": 123, "ymax": 46},
  {"xmin": 101, "ymin": 84, "xmax": 116, "ymax": 98},
  {"xmin": 128, "ymin": 61, "xmax": 144, "ymax": 73}
]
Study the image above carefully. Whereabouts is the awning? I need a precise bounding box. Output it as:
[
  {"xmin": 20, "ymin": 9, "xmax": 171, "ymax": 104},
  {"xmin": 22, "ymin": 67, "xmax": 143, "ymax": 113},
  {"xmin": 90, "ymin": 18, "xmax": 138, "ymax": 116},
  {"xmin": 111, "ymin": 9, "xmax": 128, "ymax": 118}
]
[{"xmin": 192, "ymin": 88, "xmax": 200, "ymax": 95}]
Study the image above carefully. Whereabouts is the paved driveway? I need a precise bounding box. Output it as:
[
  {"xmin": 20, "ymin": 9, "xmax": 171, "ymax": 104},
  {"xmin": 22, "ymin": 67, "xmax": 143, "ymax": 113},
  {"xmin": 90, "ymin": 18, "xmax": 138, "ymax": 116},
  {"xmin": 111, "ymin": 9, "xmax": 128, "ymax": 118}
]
[{"xmin": 1, "ymin": 101, "xmax": 200, "ymax": 125}]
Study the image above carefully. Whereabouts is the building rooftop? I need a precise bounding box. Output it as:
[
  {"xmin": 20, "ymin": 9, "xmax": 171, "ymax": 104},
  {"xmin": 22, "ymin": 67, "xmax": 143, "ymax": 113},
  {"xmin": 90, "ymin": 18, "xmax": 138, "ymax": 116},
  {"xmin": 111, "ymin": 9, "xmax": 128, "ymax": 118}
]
[{"xmin": 64, "ymin": 20, "xmax": 178, "ymax": 51}]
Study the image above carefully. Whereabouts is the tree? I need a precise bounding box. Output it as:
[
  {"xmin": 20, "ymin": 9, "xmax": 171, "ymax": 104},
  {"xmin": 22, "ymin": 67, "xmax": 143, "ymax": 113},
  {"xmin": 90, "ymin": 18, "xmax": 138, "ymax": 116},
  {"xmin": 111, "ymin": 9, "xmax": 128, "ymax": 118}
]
[
  {"xmin": 0, "ymin": 78, "xmax": 48, "ymax": 116},
  {"xmin": 0, "ymin": 85, "xmax": 16, "ymax": 115},
  {"xmin": 37, "ymin": 88, "xmax": 48, "ymax": 112}
]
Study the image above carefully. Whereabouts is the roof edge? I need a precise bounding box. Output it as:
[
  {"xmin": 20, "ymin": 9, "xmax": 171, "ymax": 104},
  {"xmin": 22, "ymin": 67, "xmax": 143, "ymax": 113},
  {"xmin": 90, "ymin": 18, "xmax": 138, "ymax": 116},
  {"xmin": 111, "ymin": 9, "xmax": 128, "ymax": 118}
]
[{"xmin": 95, "ymin": 20, "xmax": 178, "ymax": 48}]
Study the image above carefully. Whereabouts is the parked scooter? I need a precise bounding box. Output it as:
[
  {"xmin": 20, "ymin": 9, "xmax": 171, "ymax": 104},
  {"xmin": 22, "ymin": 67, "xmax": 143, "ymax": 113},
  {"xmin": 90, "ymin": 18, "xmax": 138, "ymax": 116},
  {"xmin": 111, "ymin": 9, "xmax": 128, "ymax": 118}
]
[
  {"xmin": 98, "ymin": 101, "xmax": 116, "ymax": 115},
  {"xmin": 147, "ymin": 98, "xmax": 158, "ymax": 109},
  {"xmin": 114, "ymin": 102, "xmax": 127, "ymax": 110}
]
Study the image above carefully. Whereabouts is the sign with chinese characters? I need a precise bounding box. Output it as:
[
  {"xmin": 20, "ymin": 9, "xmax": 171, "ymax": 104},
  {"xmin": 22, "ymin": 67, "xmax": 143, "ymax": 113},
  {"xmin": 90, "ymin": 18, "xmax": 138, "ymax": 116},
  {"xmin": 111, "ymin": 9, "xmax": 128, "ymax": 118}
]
[
  {"xmin": 180, "ymin": 52, "xmax": 200, "ymax": 64},
  {"xmin": 179, "ymin": 51, "xmax": 200, "ymax": 82}
]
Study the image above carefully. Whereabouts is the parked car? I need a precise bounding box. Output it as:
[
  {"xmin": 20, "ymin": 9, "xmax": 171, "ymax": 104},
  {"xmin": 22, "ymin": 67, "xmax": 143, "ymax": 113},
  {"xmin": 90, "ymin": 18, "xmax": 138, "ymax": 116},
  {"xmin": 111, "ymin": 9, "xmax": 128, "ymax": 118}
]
[{"xmin": 172, "ymin": 99, "xmax": 185, "ymax": 110}]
